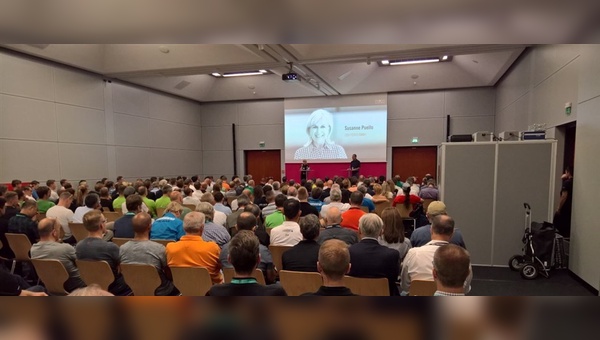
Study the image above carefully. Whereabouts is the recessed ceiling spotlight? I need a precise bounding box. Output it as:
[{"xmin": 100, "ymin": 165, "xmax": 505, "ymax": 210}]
[
  {"xmin": 159, "ymin": 46, "xmax": 170, "ymax": 53},
  {"xmin": 442, "ymin": 55, "xmax": 449, "ymax": 61}
]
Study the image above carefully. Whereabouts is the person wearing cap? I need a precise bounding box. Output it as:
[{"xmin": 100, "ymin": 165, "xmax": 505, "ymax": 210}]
[{"xmin": 409, "ymin": 201, "xmax": 466, "ymax": 248}]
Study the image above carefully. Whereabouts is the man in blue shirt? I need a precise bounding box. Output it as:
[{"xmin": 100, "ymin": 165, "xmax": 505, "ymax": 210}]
[{"xmin": 151, "ymin": 202, "xmax": 185, "ymax": 241}]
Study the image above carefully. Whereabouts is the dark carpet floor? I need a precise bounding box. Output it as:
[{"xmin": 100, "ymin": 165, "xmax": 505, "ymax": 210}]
[{"xmin": 469, "ymin": 266, "xmax": 596, "ymax": 296}]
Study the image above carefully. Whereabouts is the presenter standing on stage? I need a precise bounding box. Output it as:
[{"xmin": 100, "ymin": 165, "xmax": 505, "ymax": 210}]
[
  {"xmin": 300, "ymin": 160, "xmax": 310, "ymax": 181},
  {"xmin": 350, "ymin": 154, "xmax": 361, "ymax": 177}
]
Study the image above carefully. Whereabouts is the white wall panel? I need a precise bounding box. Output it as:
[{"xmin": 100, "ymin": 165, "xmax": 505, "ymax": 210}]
[
  {"xmin": 113, "ymin": 113, "xmax": 150, "ymax": 147},
  {"xmin": 112, "ymin": 82, "xmax": 149, "ymax": 117},
  {"xmin": 0, "ymin": 53, "xmax": 54, "ymax": 101},
  {"xmin": 578, "ymin": 45, "xmax": 600, "ymax": 103},
  {"xmin": 236, "ymin": 124, "xmax": 284, "ymax": 150},
  {"xmin": 444, "ymin": 88, "xmax": 495, "ymax": 117},
  {"xmin": 495, "ymin": 93, "xmax": 531, "ymax": 133},
  {"xmin": 237, "ymin": 100, "xmax": 284, "ymax": 125},
  {"xmin": 115, "ymin": 146, "xmax": 152, "ymax": 178},
  {"xmin": 495, "ymin": 51, "xmax": 532, "ymax": 112},
  {"xmin": 149, "ymin": 93, "xmax": 201, "ymax": 126},
  {"xmin": 55, "ymin": 104, "xmax": 106, "ymax": 145},
  {"xmin": 388, "ymin": 91, "xmax": 444, "ymax": 119},
  {"xmin": 201, "ymin": 126, "xmax": 233, "ymax": 151},
  {"xmin": 199, "ymin": 103, "xmax": 238, "ymax": 127},
  {"xmin": 531, "ymin": 45, "xmax": 580, "ymax": 87},
  {"xmin": 203, "ymin": 150, "xmax": 234, "ymax": 177},
  {"xmin": 387, "ymin": 118, "xmax": 445, "ymax": 146},
  {"xmin": 54, "ymin": 67, "xmax": 104, "ymax": 110},
  {"xmin": 0, "ymin": 95, "xmax": 57, "ymax": 142},
  {"xmin": 0, "ymin": 140, "xmax": 60, "ymax": 182},
  {"xmin": 58, "ymin": 143, "xmax": 109, "ymax": 180},
  {"xmin": 450, "ymin": 116, "xmax": 495, "ymax": 135},
  {"xmin": 531, "ymin": 58, "xmax": 578, "ymax": 128}
]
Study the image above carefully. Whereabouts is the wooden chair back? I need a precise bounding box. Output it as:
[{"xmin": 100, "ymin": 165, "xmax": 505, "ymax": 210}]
[
  {"xmin": 151, "ymin": 239, "xmax": 175, "ymax": 247},
  {"xmin": 409, "ymin": 280, "xmax": 437, "ymax": 296},
  {"xmin": 422, "ymin": 199, "xmax": 435, "ymax": 213},
  {"xmin": 279, "ymin": 270, "xmax": 323, "ymax": 296},
  {"xmin": 156, "ymin": 208, "xmax": 166, "ymax": 218},
  {"xmin": 112, "ymin": 238, "xmax": 131, "ymax": 247},
  {"xmin": 120, "ymin": 263, "xmax": 162, "ymax": 296},
  {"xmin": 374, "ymin": 201, "xmax": 391, "ymax": 216},
  {"xmin": 76, "ymin": 260, "xmax": 114, "ymax": 291},
  {"xmin": 5, "ymin": 233, "xmax": 32, "ymax": 261},
  {"xmin": 69, "ymin": 223, "xmax": 88, "ymax": 243},
  {"xmin": 268, "ymin": 245, "xmax": 292, "ymax": 271},
  {"xmin": 114, "ymin": 208, "xmax": 123, "ymax": 215},
  {"xmin": 395, "ymin": 204, "xmax": 413, "ymax": 218},
  {"xmin": 222, "ymin": 267, "xmax": 266, "ymax": 285},
  {"xmin": 169, "ymin": 266, "xmax": 212, "ymax": 296},
  {"xmin": 360, "ymin": 206, "xmax": 369, "ymax": 213},
  {"xmin": 104, "ymin": 211, "xmax": 122, "ymax": 223},
  {"xmin": 344, "ymin": 276, "xmax": 390, "ymax": 296},
  {"xmin": 31, "ymin": 259, "xmax": 69, "ymax": 295},
  {"xmin": 183, "ymin": 204, "xmax": 197, "ymax": 211}
]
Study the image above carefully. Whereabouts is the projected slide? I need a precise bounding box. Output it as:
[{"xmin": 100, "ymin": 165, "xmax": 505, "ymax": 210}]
[{"xmin": 284, "ymin": 98, "xmax": 387, "ymax": 163}]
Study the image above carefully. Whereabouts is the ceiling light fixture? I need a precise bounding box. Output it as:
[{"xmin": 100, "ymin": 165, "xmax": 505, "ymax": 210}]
[
  {"xmin": 389, "ymin": 58, "xmax": 440, "ymax": 66},
  {"xmin": 212, "ymin": 70, "xmax": 269, "ymax": 78},
  {"xmin": 442, "ymin": 55, "xmax": 449, "ymax": 61}
]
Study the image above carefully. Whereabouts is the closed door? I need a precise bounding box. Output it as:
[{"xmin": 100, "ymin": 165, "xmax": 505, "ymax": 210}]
[
  {"xmin": 392, "ymin": 146, "xmax": 437, "ymax": 183},
  {"xmin": 245, "ymin": 150, "xmax": 281, "ymax": 182}
]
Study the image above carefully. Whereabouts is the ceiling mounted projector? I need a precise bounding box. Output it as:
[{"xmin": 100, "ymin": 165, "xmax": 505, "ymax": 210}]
[
  {"xmin": 282, "ymin": 62, "xmax": 300, "ymax": 82},
  {"xmin": 282, "ymin": 72, "xmax": 300, "ymax": 82}
]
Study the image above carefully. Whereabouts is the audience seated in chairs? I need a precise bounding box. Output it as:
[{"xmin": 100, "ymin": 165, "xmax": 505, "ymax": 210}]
[
  {"xmin": 119, "ymin": 212, "xmax": 179, "ymax": 296},
  {"xmin": 199, "ymin": 193, "xmax": 227, "ymax": 226},
  {"xmin": 348, "ymin": 213, "xmax": 400, "ymax": 296},
  {"xmin": 264, "ymin": 194, "xmax": 287, "ymax": 229},
  {"xmin": 114, "ymin": 194, "xmax": 144, "ymax": 238},
  {"xmin": 282, "ymin": 214, "xmax": 321, "ymax": 272},
  {"xmin": 219, "ymin": 212, "xmax": 276, "ymax": 284},
  {"xmin": 75, "ymin": 210, "xmax": 132, "ymax": 296},
  {"xmin": 166, "ymin": 212, "xmax": 223, "ymax": 284},
  {"xmin": 317, "ymin": 206, "xmax": 359, "ymax": 246},
  {"xmin": 378, "ymin": 207, "xmax": 412, "ymax": 266},
  {"xmin": 151, "ymin": 202, "xmax": 185, "ymax": 241},
  {"xmin": 302, "ymin": 239, "xmax": 356, "ymax": 296},
  {"xmin": 401, "ymin": 215, "xmax": 472, "ymax": 296},
  {"xmin": 340, "ymin": 191, "xmax": 367, "ymax": 232},
  {"xmin": 207, "ymin": 230, "xmax": 287, "ymax": 296},
  {"xmin": 31, "ymin": 218, "xmax": 86, "ymax": 293},
  {"xmin": 433, "ymin": 244, "xmax": 472, "ymax": 296}
]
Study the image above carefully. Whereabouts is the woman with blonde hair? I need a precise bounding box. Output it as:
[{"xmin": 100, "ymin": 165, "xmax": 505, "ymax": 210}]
[
  {"xmin": 379, "ymin": 207, "xmax": 412, "ymax": 265},
  {"xmin": 371, "ymin": 184, "xmax": 389, "ymax": 203}
]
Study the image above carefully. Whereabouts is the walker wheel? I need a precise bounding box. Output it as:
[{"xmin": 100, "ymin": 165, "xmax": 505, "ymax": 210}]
[
  {"xmin": 509, "ymin": 255, "xmax": 526, "ymax": 271},
  {"xmin": 520, "ymin": 263, "xmax": 539, "ymax": 280}
]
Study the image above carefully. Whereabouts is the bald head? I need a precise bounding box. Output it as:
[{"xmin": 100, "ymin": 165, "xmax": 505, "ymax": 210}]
[
  {"xmin": 38, "ymin": 218, "xmax": 60, "ymax": 239},
  {"xmin": 325, "ymin": 207, "xmax": 342, "ymax": 225},
  {"xmin": 132, "ymin": 212, "xmax": 152, "ymax": 236}
]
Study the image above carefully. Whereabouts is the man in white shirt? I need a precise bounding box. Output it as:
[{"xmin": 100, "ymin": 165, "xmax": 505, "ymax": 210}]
[
  {"xmin": 200, "ymin": 192, "xmax": 227, "ymax": 226},
  {"xmin": 72, "ymin": 193, "xmax": 101, "ymax": 223},
  {"xmin": 182, "ymin": 187, "xmax": 201, "ymax": 207},
  {"xmin": 400, "ymin": 215, "xmax": 472, "ymax": 295},
  {"xmin": 270, "ymin": 199, "xmax": 303, "ymax": 247},
  {"xmin": 45, "ymin": 191, "xmax": 75, "ymax": 243},
  {"xmin": 47, "ymin": 179, "xmax": 60, "ymax": 202},
  {"xmin": 320, "ymin": 188, "xmax": 350, "ymax": 218}
]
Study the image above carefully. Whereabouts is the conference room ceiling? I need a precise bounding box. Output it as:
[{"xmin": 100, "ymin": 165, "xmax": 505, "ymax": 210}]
[{"xmin": 2, "ymin": 44, "xmax": 526, "ymax": 102}]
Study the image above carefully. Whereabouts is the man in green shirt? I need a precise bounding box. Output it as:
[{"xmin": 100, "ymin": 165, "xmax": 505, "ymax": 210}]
[
  {"xmin": 36, "ymin": 186, "xmax": 56, "ymax": 213},
  {"xmin": 265, "ymin": 194, "xmax": 287, "ymax": 229},
  {"xmin": 112, "ymin": 184, "xmax": 127, "ymax": 210},
  {"xmin": 155, "ymin": 185, "xmax": 173, "ymax": 210},
  {"xmin": 138, "ymin": 186, "xmax": 157, "ymax": 218}
]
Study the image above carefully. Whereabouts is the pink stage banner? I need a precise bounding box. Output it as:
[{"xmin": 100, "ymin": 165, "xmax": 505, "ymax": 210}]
[{"xmin": 284, "ymin": 162, "xmax": 386, "ymax": 182}]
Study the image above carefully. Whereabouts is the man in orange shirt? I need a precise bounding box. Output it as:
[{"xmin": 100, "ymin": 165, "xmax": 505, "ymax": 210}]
[
  {"xmin": 340, "ymin": 191, "xmax": 366, "ymax": 231},
  {"xmin": 166, "ymin": 211, "xmax": 223, "ymax": 284}
]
